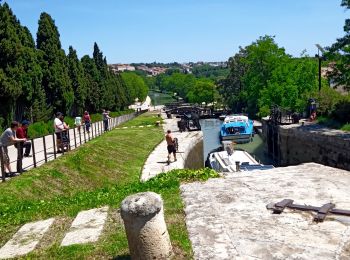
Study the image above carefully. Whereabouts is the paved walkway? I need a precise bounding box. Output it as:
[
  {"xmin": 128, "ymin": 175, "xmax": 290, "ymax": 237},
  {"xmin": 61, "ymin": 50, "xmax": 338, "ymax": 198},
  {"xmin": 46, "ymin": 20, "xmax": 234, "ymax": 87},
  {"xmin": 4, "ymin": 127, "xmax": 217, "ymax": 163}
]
[
  {"xmin": 140, "ymin": 114, "xmax": 203, "ymax": 182},
  {"xmin": 180, "ymin": 163, "xmax": 350, "ymax": 259},
  {"xmin": 0, "ymin": 207, "xmax": 110, "ymax": 259},
  {"xmin": 2, "ymin": 113, "xmax": 136, "ymax": 181}
]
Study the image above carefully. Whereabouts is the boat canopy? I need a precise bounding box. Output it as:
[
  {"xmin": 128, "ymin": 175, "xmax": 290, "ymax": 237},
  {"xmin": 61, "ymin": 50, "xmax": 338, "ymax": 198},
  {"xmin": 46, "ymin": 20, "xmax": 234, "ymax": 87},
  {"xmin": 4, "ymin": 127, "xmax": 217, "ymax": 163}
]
[{"xmin": 224, "ymin": 115, "xmax": 249, "ymax": 124}]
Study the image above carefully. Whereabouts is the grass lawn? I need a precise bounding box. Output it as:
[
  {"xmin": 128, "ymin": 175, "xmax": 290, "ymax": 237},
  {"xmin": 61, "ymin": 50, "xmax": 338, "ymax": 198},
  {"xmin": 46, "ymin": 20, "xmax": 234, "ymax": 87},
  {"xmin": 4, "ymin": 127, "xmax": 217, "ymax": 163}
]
[
  {"xmin": 121, "ymin": 111, "xmax": 163, "ymax": 127},
  {"xmin": 0, "ymin": 112, "xmax": 218, "ymax": 259}
]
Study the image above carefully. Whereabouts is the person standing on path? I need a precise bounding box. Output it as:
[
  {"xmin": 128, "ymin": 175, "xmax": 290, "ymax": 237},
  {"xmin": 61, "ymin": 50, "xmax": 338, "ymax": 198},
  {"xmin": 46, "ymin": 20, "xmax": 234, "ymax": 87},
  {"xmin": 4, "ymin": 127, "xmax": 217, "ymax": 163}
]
[
  {"xmin": 165, "ymin": 130, "xmax": 177, "ymax": 164},
  {"xmin": 54, "ymin": 112, "xmax": 65, "ymax": 153},
  {"xmin": 0, "ymin": 121, "xmax": 26, "ymax": 175},
  {"xmin": 102, "ymin": 109, "xmax": 111, "ymax": 132},
  {"xmin": 83, "ymin": 111, "xmax": 91, "ymax": 133},
  {"xmin": 74, "ymin": 116, "xmax": 82, "ymax": 132},
  {"xmin": 16, "ymin": 120, "xmax": 32, "ymax": 157},
  {"xmin": 16, "ymin": 120, "xmax": 32, "ymax": 173}
]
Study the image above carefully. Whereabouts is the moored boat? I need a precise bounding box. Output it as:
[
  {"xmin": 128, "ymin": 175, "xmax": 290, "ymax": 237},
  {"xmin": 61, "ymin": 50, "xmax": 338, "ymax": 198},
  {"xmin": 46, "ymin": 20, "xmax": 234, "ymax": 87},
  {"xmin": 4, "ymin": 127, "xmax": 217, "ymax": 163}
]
[
  {"xmin": 220, "ymin": 115, "xmax": 254, "ymax": 143},
  {"xmin": 206, "ymin": 141, "xmax": 274, "ymax": 173}
]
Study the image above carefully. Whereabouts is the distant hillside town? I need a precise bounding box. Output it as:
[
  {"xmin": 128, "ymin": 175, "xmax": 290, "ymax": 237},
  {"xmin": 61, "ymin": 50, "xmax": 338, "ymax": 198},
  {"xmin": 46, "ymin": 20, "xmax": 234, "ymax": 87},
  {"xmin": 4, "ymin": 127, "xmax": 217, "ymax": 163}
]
[{"xmin": 109, "ymin": 61, "xmax": 228, "ymax": 76}]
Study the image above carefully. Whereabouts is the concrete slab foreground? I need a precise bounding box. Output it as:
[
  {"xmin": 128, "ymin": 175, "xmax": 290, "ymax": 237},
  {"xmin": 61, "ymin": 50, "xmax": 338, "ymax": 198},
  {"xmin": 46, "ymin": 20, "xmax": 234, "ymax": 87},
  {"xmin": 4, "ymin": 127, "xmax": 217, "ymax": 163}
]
[
  {"xmin": 0, "ymin": 218, "xmax": 54, "ymax": 259},
  {"xmin": 61, "ymin": 207, "xmax": 108, "ymax": 246},
  {"xmin": 181, "ymin": 163, "xmax": 350, "ymax": 260}
]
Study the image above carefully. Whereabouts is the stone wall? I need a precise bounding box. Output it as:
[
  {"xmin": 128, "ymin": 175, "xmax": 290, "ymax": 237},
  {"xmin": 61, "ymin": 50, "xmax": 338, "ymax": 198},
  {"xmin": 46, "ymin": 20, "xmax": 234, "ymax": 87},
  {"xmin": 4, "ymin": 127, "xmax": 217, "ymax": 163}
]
[
  {"xmin": 184, "ymin": 133, "xmax": 204, "ymax": 169},
  {"xmin": 262, "ymin": 119, "xmax": 350, "ymax": 171}
]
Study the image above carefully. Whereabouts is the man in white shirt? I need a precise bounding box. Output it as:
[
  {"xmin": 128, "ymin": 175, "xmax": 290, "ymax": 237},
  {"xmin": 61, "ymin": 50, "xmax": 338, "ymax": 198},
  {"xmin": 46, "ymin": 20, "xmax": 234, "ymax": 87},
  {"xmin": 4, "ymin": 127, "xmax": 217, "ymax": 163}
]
[{"xmin": 54, "ymin": 112, "xmax": 65, "ymax": 152}]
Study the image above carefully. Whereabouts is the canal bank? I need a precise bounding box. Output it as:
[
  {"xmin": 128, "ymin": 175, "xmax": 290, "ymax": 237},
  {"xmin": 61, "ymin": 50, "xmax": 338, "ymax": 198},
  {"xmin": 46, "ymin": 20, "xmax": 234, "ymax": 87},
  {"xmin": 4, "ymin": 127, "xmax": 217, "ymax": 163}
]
[
  {"xmin": 141, "ymin": 112, "xmax": 204, "ymax": 182},
  {"xmin": 262, "ymin": 118, "xmax": 350, "ymax": 171}
]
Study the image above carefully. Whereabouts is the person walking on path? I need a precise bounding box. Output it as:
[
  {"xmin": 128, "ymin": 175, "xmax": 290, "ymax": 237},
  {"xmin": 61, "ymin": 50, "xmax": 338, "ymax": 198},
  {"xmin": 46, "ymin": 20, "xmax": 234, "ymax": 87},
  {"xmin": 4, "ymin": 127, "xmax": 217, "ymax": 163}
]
[
  {"xmin": 0, "ymin": 121, "xmax": 26, "ymax": 175},
  {"xmin": 83, "ymin": 111, "xmax": 91, "ymax": 133},
  {"xmin": 102, "ymin": 109, "xmax": 111, "ymax": 132},
  {"xmin": 165, "ymin": 130, "xmax": 177, "ymax": 164}
]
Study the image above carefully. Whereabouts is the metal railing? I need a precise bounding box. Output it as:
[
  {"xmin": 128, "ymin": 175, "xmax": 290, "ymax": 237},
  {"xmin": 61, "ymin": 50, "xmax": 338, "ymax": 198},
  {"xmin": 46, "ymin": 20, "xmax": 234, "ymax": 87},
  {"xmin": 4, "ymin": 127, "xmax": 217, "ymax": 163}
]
[{"xmin": 0, "ymin": 112, "xmax": 141, "ymax": 182}]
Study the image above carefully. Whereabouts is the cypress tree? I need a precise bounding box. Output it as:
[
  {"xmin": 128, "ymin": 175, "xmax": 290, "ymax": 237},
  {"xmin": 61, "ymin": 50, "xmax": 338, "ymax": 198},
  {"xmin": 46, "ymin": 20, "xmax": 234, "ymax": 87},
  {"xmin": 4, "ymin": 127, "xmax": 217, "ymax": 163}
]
[
  {"xmin": 0, "ymin": 3, "xmax": 48, "ymax": 125},
  {"xmin": 67, "ymin": 46, "xmax": 87, "ymax": 116},
  {"xmin": 37, "ymin": 12, "xmax": 73, "ymax": 114},
  {"xmin": 81, "ymin": 55, "xmax": 101, "ymax": 112}
]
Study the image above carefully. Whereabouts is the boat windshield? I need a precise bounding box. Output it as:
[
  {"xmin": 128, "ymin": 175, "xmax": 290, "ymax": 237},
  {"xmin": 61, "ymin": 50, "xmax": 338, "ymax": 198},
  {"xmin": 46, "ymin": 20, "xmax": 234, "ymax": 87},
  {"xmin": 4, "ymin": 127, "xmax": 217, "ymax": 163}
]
[{"xmin": 226, "ymin": 126, "xmax": 245, "ymax": 134}]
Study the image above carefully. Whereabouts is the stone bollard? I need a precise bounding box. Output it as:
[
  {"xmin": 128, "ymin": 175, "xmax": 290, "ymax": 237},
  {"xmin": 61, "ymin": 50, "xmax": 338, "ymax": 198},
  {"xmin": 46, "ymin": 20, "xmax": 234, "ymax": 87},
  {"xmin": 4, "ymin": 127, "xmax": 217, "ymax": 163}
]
[
  {"xmin": 121, "ymin": 192, "xmax": 172, "ymax": 260},
  {"xmin": 235, "ymin": 161, "xmax": 240, "ymax": 172}
]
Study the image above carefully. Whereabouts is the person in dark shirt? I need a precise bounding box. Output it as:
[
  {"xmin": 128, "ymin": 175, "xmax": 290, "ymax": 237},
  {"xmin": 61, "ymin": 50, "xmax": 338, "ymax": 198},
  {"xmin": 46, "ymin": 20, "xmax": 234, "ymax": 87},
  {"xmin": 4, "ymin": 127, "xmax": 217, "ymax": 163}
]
[
  {"xmin": 83, "ymin": 111, "xmax": 91, "ymax": 133},
  {"xmin": 16, "ymin": 120, "xmax": 31, "ymax": 157}
]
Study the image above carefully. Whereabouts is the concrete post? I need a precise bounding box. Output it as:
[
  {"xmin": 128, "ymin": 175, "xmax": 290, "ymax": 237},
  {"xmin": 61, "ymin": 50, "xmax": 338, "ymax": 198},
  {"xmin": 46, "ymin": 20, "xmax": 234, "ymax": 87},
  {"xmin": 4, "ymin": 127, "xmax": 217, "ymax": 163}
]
[{"xmin": 121, "ymin": 192, "xmax": 172, "ymax": 260}]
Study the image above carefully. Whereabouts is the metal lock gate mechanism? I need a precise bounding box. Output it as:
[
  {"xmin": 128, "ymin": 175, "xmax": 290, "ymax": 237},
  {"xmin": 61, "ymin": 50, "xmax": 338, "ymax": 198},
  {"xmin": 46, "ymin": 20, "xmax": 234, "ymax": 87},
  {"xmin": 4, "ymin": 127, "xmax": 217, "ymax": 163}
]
[{"xmin": 267, "ymin": 199, "xmax": 350, "ymax": 223}]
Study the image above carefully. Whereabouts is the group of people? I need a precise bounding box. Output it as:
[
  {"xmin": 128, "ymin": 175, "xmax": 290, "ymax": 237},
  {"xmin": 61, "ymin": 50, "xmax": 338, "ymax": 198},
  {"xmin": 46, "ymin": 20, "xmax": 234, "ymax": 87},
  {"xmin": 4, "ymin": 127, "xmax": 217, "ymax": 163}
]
[
  {"xmin": 0, "ymin": 109, "xmax": 113, "ymax": 176},
  {"xmin": 73, "ymin": 109, "xmax": 111, "ymax": 133},
  {"xmin": 74, "ymin": 111, "xmax": 91, "ymax": 133},
  {"xmin": 0, "ymin": 121, "xmax": 31, "ymax": 176}
]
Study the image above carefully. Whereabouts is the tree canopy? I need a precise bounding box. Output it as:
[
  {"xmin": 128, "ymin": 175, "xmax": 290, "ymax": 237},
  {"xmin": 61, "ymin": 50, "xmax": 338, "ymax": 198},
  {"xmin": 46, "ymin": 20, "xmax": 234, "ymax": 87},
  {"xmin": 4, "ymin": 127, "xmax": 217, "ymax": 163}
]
[
  {"xmin": 221, "ymin": 36, "xmax": 319, "ymax": 117},
  {"xmin": 0, "ymin": 3, "xmax": 136, "ymax": 129},
  {"xmin": 327, "ymin": 0, "xmax": 350, "ymax": 90}
]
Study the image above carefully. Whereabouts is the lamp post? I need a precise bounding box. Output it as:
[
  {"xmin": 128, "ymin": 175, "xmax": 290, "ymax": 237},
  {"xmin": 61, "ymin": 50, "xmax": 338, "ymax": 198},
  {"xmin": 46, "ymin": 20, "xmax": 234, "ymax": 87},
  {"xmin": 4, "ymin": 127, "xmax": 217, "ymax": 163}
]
[{"xmin": 315, "ymin": 44, "xmax": 325, "ymax": 92}]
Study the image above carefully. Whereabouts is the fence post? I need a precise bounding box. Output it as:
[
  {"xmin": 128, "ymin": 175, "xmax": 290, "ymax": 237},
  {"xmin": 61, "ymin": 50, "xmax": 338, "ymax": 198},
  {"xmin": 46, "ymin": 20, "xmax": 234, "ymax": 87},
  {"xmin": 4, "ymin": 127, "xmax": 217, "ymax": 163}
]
[
  {"xmin": 91, "ymin": 122, "xmax": 94, "ymax": 138},
  {"xmin": 73, "ymin": 127, "xmax": 77, "ymax": 148},
  {"xmin": 60, "ymin": 132, "xmax": 65, "ymax": 155},
  {"xmin": 0, "ymin": 146, "xmax": 6, "ymax": 182},
  {"xmin": 79, "ymin": 126, "xmax": 82, "ymax": 146},
  {"xmin": 52, "ymin": 133, "xmax": 57, "ymax": 159},
  {"xmin": 31, "ymin": 139, "xmax": 37, "ymax": 168},
  {"xmin": 43, "ymin": 136, "xmax": 48, "ymax": 163},
  {"xmin": 17, "ymin": 142, "xmax": 23, "ymax": 174},
  {"xmin": 83, "ymin": 126, "xmax": 86, "ymax": 143},
  {"xmin": 67, "ymin": 130, "xmax": 71, "ymax": 151}
]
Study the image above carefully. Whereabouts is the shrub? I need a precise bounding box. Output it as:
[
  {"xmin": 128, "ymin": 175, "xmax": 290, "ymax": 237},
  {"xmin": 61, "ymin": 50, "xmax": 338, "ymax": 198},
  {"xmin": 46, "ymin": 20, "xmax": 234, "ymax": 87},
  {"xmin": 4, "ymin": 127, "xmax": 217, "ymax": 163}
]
[
  {"xmin": 332, "ymin": 99, "xmax": 350, "ymax": 124},
  {"xmin": 312, "ymin": 87, "xmax": 343, "ymax": 116},
  {"xmin": 341, "ymin": 124, "xmax": 350, "ymax": 132},
  {"xmin": 28, "ymin": 121, "xmax": 52, "ymax": 138},
  {"xmin": 27, "ymin": 110, "xmax": 135, "ymax": 138}
]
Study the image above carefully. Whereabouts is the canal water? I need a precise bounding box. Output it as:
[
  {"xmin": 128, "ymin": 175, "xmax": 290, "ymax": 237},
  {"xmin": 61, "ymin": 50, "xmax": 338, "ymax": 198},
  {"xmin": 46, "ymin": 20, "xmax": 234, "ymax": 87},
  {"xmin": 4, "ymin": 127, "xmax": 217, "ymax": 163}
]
[
  {"xmin": 147, "ymin": 91, "xmax": 272, "ymax": 165},
  {"xmin": 200, "ymin": 119, "xmax": 273, "ymax": 165},
  {"xmin": 148, "ymin": 91, "xmax": 176, "ymax": 106}
]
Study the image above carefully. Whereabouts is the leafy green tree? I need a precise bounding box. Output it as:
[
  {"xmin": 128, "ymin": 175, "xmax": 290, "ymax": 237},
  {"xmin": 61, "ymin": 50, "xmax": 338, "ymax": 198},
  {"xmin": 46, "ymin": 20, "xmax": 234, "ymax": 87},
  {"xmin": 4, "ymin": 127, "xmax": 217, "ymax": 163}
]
[
  {"xmin": 121, "ymin": 72, "xmax": 149, "ymax": 102},
  {"xmin": 37, "ymin": 12, "xmax": 73, "ymax": 114},
  {"xmin": 222, "ymin": 36, "xmax": 318, "ymax": 117},
  {"xmin": 327, "ymin": 0, "xmax": 350, "ymax": 89},
  {"xmin": 186, "ymin": 79, "xmax": 216, "ymax": 104},
  {"xmin": 219, "ymin": 48, "xmax": 248, "ymax": 113}
]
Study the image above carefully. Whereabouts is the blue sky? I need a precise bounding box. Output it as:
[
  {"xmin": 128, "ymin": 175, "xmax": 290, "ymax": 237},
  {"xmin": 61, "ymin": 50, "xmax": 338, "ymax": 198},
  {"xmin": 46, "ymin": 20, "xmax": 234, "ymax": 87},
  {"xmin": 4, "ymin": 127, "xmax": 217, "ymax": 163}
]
[{"xmin": 4, "ymin": 0, "xmax": 348, "ymax": 63}]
